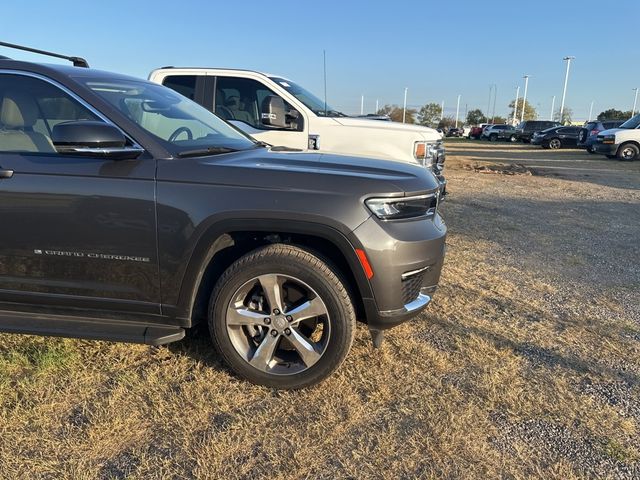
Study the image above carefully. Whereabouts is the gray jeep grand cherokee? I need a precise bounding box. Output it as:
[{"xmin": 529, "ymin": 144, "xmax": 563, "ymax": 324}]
[{"xmin": 0, "ymin": 43, "xmax": 446, "ymax": 388}]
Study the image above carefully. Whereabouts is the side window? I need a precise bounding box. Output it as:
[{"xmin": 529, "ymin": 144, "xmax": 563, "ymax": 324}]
[
  {"xmin": 162, "ymin": 75, "xmax": 197, "ymax": 101},
  {"xmin": 0, "ymin": 74, "xmax": 101, "ymax": 154},
  {"xmin": 215, "ymin": 77, "xmax": 291, "ymax": 129}
]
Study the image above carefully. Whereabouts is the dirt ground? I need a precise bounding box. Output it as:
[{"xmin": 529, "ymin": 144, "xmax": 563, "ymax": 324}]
[{"xmin": 0, "ymin": 140, "xmax": 639, "ymax": 479}]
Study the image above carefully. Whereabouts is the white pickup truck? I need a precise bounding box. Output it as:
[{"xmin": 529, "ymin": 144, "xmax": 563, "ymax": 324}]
[
  {"xmin": 148, "ymin": 68, "xmax": 446, "ymax": 191},
  {"xmin": 593, "ymin": 114, "xmax": 640, "ymax": 161}
]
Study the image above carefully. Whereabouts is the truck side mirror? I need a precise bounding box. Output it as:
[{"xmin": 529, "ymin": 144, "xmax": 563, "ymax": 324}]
[{"xmin": 260, "ymin": 95, "xmax": 287, "ymax": 128}]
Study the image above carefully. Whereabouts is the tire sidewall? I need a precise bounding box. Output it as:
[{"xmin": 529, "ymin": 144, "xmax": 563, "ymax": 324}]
[
  {"xmin": 618, "ymin": 143, "xmax": 639, "ymax": 161},
  {"xmin": 209, "ymin": 246, "xmax": 355, "ymax": 389}
]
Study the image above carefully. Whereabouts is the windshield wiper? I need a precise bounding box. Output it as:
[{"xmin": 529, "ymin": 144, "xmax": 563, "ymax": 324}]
[
  {"xmin": 177, "ymin": 146, "xmax": 239, "ymax": 158},
  {"xmin": 251, "ymin": 141, "xmax": 271, "ymax": 149}
]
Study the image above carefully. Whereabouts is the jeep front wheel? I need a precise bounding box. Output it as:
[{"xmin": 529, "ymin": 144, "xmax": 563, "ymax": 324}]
[{"xmin": 208, "ymin": 244, "xmax": 356, "ymax": 389}]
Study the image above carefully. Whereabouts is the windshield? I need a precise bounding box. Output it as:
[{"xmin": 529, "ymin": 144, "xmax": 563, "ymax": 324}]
[
  {"xmin": 619, "ymin": 114, "xmax": 640, "ymax": 129},
  {"xmin": 83, "ymin": 78, "xmax": 256, "ymax": 155},
  {"xmin": 268, "ymin": 76, "xmax": 344, "ymax": 117}
]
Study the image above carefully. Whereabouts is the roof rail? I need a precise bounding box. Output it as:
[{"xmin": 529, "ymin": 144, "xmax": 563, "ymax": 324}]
[{"xmin": 0, "ymin": 41, "xmax": 89, "ymax": 68}]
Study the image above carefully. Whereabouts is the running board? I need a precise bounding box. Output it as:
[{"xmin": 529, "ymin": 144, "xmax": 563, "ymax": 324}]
[{"xmin": 0, "ymin": 310, "xmax": 185, "ymax": 346}]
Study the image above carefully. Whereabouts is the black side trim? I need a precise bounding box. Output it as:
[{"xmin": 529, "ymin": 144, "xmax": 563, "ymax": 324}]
[{"xmin": 0, "ymin": 310, "xmax": 184, "ymax": 346}]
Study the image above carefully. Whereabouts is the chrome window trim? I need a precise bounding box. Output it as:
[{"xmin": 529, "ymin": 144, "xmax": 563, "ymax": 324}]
[{"xmin": 0, "ymin": 69, "xmax": 144, "ymax": 151}]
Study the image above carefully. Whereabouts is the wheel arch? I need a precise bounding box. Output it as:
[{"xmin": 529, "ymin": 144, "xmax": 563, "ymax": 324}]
[{"xmin": 172, "ymin": 219, "xmax": 373, "ymax": 328}]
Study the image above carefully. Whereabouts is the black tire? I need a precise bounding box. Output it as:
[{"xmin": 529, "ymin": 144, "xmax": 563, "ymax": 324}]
[
  {"xmin": 587, "ymin": 146, "xmax": 596, "ymax": 154},
  {"xmin": 509, "ymin": 134, "xmax": 517, "ymax": 142},
  {"xmin": 208, "ymin": 244, "xmax": 355, "ymax": 389},
  {"xmin": 617, "ymin": 142, "xmax": 640, "ymax": 161},
  {"xmin": 489, "ymin": 134, "xmax": 498, "ymax": 142},
  {"xmin": 548, "ymin": 138, "xmax": 562, "ymax": 149}
]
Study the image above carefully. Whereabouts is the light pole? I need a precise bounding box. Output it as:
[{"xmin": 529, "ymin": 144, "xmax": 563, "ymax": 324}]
[
  {"xmin": 360, "ymin": 95, "xmax": 364, "ymax": 115},
  {"xmin": 455, "ymin": 94, "xmax": 461, "ymax": 128},
  {"xmin": 487, "ymin": 84, "xmax": 494, "ymax": 123},
  {"xmin": 441, "ymin": 100, "xmax": 444, "ymax": 121},
  {"xmin": 513, "ymin": 85, "xmax": 520, "ymax": 125},
  {"xmin": 520, "ymin": 75, "xmax": 529, "ymax": 124},
  {"xmin": 632, "ymin": 88, "xmax": 638, "ymax": 117},
  {"xmin": 492, "ymin": 85, "xmax": 498, "ymax": 123},
  {"xmin": 550, "ymin": 96, "xmax": 556, "ymax": 121},
  {"xmin": 588, "ymin": 101, "xmax": 594, "ymax": 122},
  {"xmin": 402, "ymin": 87, "xmax": 408, "ymax": 123},
  {"xmin": 560, "ymin": 56, "xmax": 575, "ymax": 124},
  {"xmin": 375, "ymin": 99, "xmax": 379, "ymax": 114}
]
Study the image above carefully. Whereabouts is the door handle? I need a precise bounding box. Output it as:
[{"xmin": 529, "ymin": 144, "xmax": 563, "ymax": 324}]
[{"xmin": 0, "ymin": 169, "xmax": 14, "ymax": 179}]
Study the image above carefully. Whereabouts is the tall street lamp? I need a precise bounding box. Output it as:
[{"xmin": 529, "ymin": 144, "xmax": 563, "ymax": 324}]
[
  {"xmin": 455, "ymin": 94, "xmax": 461, "ymax": 128},
  {"xmin": 550, "ymin": 96, "xmax": 556, "ymax": 121},
  {"xmin": 560, "ymin": 56, "xmax": 575, "ymax": 123},
  {"xmin": 402, "ymin": 87, "xmax": 408, "ymax": 123},
  {"xmin": 632, "ymin": 88, "xmax": 638, "ymax": 117},
  {"xmin": 513, "ymin": 85, "xmax": 520, "ymax": 125},
  {"xmin": 520, "ymin": 75, "xmax": 530, "ymax": 124}
]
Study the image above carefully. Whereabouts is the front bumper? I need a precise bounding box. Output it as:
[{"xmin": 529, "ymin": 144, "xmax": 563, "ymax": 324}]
[
  {"xmin": 350, "ymin": 212, "xmax": 447, "ymax": 330},
  {"xmin": 593, "ymin": 143, "xmax": 618, "ymax": 155},
  {"xmin": 531, "ymin": 136, "xmax": 544, "ymax": 145}
]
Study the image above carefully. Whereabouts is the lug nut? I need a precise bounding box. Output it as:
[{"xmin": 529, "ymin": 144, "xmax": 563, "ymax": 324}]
[
  {"xmin": 264, "ymin": 318, "xmax": 271, "ymax": 324},
  {"xmin": 286, "ymin": 315, "xmax": 293, "ymax": 322},
  {"xmin": 273, "ymin": 309, "xmax": 280, "ymax": 315},
  {"xmin": 284, "ymin": 328, "xmax": 291, "ymax": 336},
  {"xmin": 271, "ymin": 330, "xmax": 278, "ymax": 337}
]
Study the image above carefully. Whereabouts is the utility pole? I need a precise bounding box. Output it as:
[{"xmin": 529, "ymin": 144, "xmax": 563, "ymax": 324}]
[
  {"xmin": 513, "ymin": 85, "xmax": 520, "ymax": 125},
  {"xmin": 487, "ymin": 85, "xmax": 493, "ymax": 123},
  {"xmin": 455, "ymin": 94, "xmax": 461, "ymax": 128},
  {"xmin": 402, "ymin": 87, "xmax": 408, "ymax": 123},
  {"xmin": 560, "ymin": 56, "xmax": 575, "ymax": 123},
  {"xmin": 492, "ymin": 85, "xmax": 498, "ymax": 123},
  {"xmin": 550, "ymin": 96, "xmax": 556, "ymax": 121},
  {"xmin": 632, "ymin": 88, "xmax": 639, "ymax": 117},
  {"xmin": 520, "ymin": 75, "xmax": 529, "ymax": 123}
]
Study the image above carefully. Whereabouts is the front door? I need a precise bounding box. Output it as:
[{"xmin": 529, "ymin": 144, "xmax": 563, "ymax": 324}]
[{"xmin": 0, "ymin": 72, "xmax": 159, "ymax": 318}]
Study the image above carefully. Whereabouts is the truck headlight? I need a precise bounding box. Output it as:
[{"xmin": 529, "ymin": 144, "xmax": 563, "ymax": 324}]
[
  {"xmin": 366, "ymin": 193, "xmax": 439, "ymax": 220},
  {"xmin": 602, "ymin": 135, "xmax": 616, "ymax": 144},
  {"xmin": 414, "ymin": 141, "xmax": 442, "ymax": 167}
]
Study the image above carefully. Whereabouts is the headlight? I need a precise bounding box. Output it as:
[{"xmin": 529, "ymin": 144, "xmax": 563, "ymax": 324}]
[
  {"xmin": 602, "ymin": 135, "xmax": 616, "ymax": 144},
  {"xmin": 366, "ymin": 193, "xmax": 439, "ymax": 220},
  {"xmin": 414, "ymin": 141, "xmax": 441, "ymax": 167}
]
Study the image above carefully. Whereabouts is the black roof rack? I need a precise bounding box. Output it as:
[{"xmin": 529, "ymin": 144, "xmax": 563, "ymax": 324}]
[{"xmin": 0, "ymin": 41, "xmax": 89, "ymax": 68}]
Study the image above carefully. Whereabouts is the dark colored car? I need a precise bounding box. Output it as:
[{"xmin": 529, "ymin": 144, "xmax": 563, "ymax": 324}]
[
  {"xmin": 531, "ymin": 126, "xmax": 582, "ymax": 149},
  {"xmin": 516, "ymin": 120, "xmax": 562, "ymax": 143},
  {"xmin": 446, "ymin": 127, "xmax": 463, "ymax": 137},
  {"xmin": 0, "ymin": 43, "xmax": 446, "ymax": 389},
  {"xmin": 578, "ymin": 120, "xmax": 625, "ymax": 153}
]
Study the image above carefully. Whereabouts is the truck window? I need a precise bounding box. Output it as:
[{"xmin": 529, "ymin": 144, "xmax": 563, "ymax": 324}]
[
  {"xmin": 162, "ymin": 75, "xmax": 197, "ymax": 101},
  {"xmin": 215, "ymin": 77, "xmax": 291, "ymax": 129}
]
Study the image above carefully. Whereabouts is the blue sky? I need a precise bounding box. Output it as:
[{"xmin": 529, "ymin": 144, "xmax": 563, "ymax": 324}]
[{"xmin": 3, "ymin": 0, "xmax": 639, "ymax": 120}]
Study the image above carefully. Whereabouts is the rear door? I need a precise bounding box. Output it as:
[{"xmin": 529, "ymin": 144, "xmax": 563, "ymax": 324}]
[{"xmin": 0, "ymin": 72, "xmax": 159, "ymax": 318}]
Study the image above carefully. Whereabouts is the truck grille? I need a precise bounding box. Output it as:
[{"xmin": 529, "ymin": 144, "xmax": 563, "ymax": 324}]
[{"xmin": 401, "ymin": 271, "xmax": 424, "ymax": 304}]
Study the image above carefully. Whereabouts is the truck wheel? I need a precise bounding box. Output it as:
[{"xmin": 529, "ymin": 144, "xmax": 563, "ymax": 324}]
[
  {"xmin": 509, "ymin": 134, "xmax": 517, "ymax": 142},
  {"xmin": 617, "ymin": 143, "xmax": 640, "ymax": 161},
  {"xmin": 548, "ymin": 138, "xmax": 562, "ymax": 149},
  {"xmin": 489, "ymin": 134, "xmax": 498, "ymax": 142},
  {"xmin": 587, "ymin": 146, "xmax": 596, "ymax": 154},
  {"xmin": 208, "ymin": 244, "xmax": 355, "ymax": 389}
]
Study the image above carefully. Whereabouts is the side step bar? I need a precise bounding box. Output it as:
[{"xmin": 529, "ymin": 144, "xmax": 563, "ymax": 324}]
[{"xmin": 0, "ymin": 310, "xmax": 185, "ymax": 346}]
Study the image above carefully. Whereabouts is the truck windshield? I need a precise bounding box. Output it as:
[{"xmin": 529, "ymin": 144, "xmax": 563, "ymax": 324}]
[
  {"xmin": 619, "ymin": 114, "xmax": 640, "ymax": 129},
  {"xmin": 269, "ymin": 76, "xmax": 346, "ymax": 117},
  {"xmin": 83, "ymin": 78, "xmax": 256, "ymax": 156}
]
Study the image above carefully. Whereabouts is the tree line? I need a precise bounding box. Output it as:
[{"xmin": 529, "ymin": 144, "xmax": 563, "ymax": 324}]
[{"xmin": 376, "ymin": 101, "xmax": 635, "ymax": 127}]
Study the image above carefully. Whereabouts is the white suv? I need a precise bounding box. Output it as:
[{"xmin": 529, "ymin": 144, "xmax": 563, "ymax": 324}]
[{"xmin": 148, "ymin": 68, "xmax": 446, "ymax": 191}]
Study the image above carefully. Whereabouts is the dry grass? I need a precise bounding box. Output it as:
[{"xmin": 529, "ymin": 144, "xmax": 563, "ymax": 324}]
[{"xmin": 1, "ymin": 140, "xmax": 639, "ymax": 479}]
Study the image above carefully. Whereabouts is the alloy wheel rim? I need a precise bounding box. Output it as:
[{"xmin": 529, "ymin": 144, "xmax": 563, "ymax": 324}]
[
  {"xmin": 225, "ymin": 273, "xmax": 331, "ymax": 375},
  {"xmin": 550, "ymin": 139, "xmax": 561, "ymax": 149},
  {"xmin": 622, "ymin": 147, "xmax": 635, "ymax": 159}
]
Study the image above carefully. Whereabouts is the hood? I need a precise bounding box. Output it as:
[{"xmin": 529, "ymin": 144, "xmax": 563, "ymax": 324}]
[
  {"xmin": 160, "ymin": 147, "xmax": 439, "ymax": 197},
  {"xmin": 332, "ymin": 117, "xmax": 442, "ymax": 140}
]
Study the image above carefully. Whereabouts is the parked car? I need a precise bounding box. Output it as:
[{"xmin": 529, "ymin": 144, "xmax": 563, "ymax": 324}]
[
  {"xmin": 516, "ymin": 120, "xmax": 562, "ymax": 143},
  {"xmin": 482, "ymin": 124, "xmax": 518, "ymax": 142},
  {"xmin": 468, "ymin": 123, "xmax": 490, "ymax": 139},
  {"xmin": 578, "ymin": 120, "xmax": 626, "ymax": 153},
  {"xmin": 531, "ymin": 126, "xmax": 582, "ymax": 149},
  {"xmin": 150, "ymin": 68, "xmax": 447, "ymax": 196},
  {"xmin": 446, "ymin": 127, "xmax": 463, "ymax": 137},
  {"xmin": 0, "ymin": 42, "xmax": 447, "ymax": 389},
  {"xmin": 593, "ymin": 114, "xmax": 640, "ymax": 161}
]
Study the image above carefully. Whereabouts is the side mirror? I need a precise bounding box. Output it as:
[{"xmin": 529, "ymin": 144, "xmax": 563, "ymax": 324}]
[
  {"xmin": 52, "ymin": 121, "xmax": 143, "ymax": 160},
  {"xmin": 260, "ymin": 96, "xmax": 287, "ymax": 128}
]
